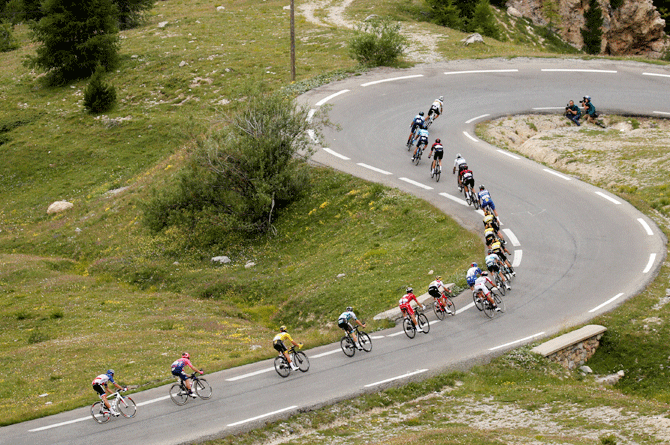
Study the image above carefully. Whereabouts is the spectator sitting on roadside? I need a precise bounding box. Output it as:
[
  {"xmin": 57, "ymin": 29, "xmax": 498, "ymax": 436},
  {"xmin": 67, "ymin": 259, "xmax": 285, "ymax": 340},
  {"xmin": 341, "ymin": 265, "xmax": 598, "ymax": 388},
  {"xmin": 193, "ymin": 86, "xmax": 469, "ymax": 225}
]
[
  {"xmin": 580, "ymin": 95, "xmax": 598, "ymax": 124},
  {"xmin": 565, "ymin": 100, "xmax": 581, "ymax": 126}
]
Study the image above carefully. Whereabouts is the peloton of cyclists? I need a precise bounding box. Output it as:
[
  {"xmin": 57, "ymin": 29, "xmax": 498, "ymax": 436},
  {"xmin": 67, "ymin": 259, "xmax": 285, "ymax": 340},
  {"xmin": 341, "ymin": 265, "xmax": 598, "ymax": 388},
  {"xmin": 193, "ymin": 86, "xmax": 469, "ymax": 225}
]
[
  {"xmin": 407, "ymin": 112, "xmax": 425, "ymax": 147},
  {"xmin": 426, "ymin": 96, "xmax": 444, "ymax": 125},
  {"xmin": 92, "ymin": 369, "xmax": 127, "ymax": 416},
  {"xmin": 412, "ymin": 125, "xmax": 430, "ymax": 161},
  {"xmin": 473, "ymin": 271, "xmax": 502, "ymax": 312},
  {"xmin": 427, "ymin": 275, "xmax": 454, "ymax": 315},
  {"xmin": 399, "ymin": 287, "xmax": 425, "ymax": 332},
  {"xmin": 338, "ymin": 306, "xmax": 367, "ymax": 350},
  {"xmin": 273, "ymin": 325, "xmax": 303, "ymax": 371},
  {"xmin": 428, "ymin": 138, "xmax": 444, "ymax": 176},
  {"xmin": 171, "ymin": 352, "xmax": 204, "ymax": 398}
]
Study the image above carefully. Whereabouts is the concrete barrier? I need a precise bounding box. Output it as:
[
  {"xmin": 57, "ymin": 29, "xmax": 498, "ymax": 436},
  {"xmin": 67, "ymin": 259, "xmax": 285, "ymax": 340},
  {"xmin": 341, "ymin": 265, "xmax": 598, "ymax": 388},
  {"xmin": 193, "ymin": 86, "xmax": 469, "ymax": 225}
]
[{"xmin": 531, "ymin": 324, "xmax": 607, "ymax": 369}]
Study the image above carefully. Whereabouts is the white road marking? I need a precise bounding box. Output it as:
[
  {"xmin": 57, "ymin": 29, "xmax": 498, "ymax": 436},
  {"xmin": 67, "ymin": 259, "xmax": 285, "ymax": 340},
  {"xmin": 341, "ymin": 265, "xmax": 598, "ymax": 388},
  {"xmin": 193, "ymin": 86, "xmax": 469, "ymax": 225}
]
[
  {"xmin": 307, "ymin": 109, "xmax": 316, "ymax": 123},
  {"xmin": 595, "ymin": 191, "xmax": 621, "ymax": 205},
  {"xmin": 643, "ymin": 253, "xmax": 657, "ymax": 274},
  {"xmin": 439, "ymin": 192, "xmax": 468, "ymax": 206},
  {"xmin": 643, "ymin": 72, "xmax": 670, "ymax": 78},
  {"xmin": 444, "ymin": 69, "xmax": 518, "ymax": 75},
  {"xmin": 227, "ymin": 405, "xmax": 298, "ymax": 427},
  {"xmin": 532, "ymin": 107, "xmax": 565, "ymax": 110},
  {"xmin": 475, "ymin": 209, "xmax": 485, "ymax": 216},
  {"xmin": 322, "ymin": 147, "xmax": 350, "ymax": 160},
  {"xmin": 589, "ymin": 293, "xmax": 625, "ymax": 313},
  {"xmin": 315, "ymin": 89, "xmax": 350, "ymax": 106},
  {"xmin": 311, "ymin": 349, "xmax": 341, "ymax": 358},
  {"xmin": 29, "ymin": 416, "xmax": 89, "ymax": 432},
  {"xmin": 465, "ymin": 114, "xmax": 490, "ymax": 124},
  {"xmin": 637, "ymin": 218, "xmax": 654, "ymax": 235},
  {"xmin": 463, "ymin": 131, "xmax": 478, "ymax": 142},
  {"xmin": 512, "ymin": 250, "xmax": 522, "ymax": 268},
  {"xmin": 399, "ymin": 177, "xmax": 434, "ymax": 190},
  {"xmin": 370, "ymin": 336, "xmax": 385, "ymax": 340},
  {"xmin": 497, "ymin": 149, "xmax": 521, "ymax": 159},
  {"xmin": 361, "ymin": 74, "xmax": 424, "ymax": 87},
  {"xmin": 137, "ymin": 395, "xmax": 171, "ymax": 407},
  {"xmin": 387, "ymin": 331, "xmax": 406, "ymax": 337},
  {"xmin": 357, "ymin": 163, "xmax": 392, "ymax": 175},
  {"xmin": 364, "ymin": 369, "xmax": 428, "ymax": 388},
  {"xmin": 653, "ymin": 111, "xmax": 670, "ymax": 116},
  {"xmin": 502, "ymin": 229, "xmax": 520, "ymax": 247},
  {"xmin": 308, "ymin": 129, "xmax": 317, "ymax": 143},
  {"xmin": 543, "ymin": 168, "xmax": 572, "ymax": 181},
  {"xmin": 456, "ymin": 302, "xmax": 475, "ymax": 314},
  {"xmin": 226, "ymin": 367, "xmax": 274, "ymax": 381},
  {"xmin": 541, "ymin": 69, "xmax": 617, "ymax": 73},
  {"xmin": 489, "ymin": 332, "xmax": 546, "ymax": 351}
]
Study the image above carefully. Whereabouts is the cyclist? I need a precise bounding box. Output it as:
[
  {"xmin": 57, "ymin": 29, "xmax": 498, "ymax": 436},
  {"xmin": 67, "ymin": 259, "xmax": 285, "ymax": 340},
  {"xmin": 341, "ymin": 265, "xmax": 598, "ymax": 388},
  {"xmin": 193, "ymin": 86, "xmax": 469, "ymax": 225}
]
[
  {"xmin": 273, "ymin": 325, "xmax": 303, "ymax": 371},
  {"xmin": 483, "ymin": 213, "xmax": 505, "ymax": 244},
  {"xmin": 426, "ymin": 96, "xmax": 444, "ymax": 124},
  {"xmin": 460, "ymin": 167, "xmax": 475, "ymax": 195},
  {"xmin": 171, "ymin": 352, "xmax": 204, "ymax": 397},
  {"xmin": 338, "ymin": 306, "xmax": 367, "ymax": 350},
  {"xmin": 428, "ymin": 275, "xmax": 453, "ymax": 315},
  {"xmin": 473, "ymin": 271, "xmax": 502, "ymax": 312},
  {"xmin": 407, "ymin": 112, "xmax": 425, "ymax": 147},
  {"xmin": 491, "ymin": 239, "xmax": 515, "ymax": 276},
  {"xmin": 428, "ymin": 138, "xmax": 444, "ymax": 176},
  {"xmin": 412, "ymin": 126, "xmax": 429, "ymax": 161},
  {"xmin": 484, "ymin": 226, "xmax": 498, "ymax": 248},
  {"xmin": 453, "ymin": 154, "xmax": 467, "ymax": 187},
  {"xmin": 399, "ymin": 287, "xmax": 424, "ymax": 332},
  {"xmin": 485, "ymin": 249, "xmax": 511, "ymax": 290},
  {"xmin": 466, "ymin": 262, "xmax": 482, "ymax": 290},
  {"xmin": 92, "ymin": 369, "xmax": 127, "ymax": 416},
  {"xmin": 478, "ymin": 185, "xmax": 499, "ymax": 217}
]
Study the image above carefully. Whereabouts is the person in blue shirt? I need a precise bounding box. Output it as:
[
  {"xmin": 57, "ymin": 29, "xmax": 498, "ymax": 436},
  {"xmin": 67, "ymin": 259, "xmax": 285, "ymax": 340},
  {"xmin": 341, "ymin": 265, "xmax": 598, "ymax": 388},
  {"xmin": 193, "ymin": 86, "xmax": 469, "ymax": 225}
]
[
  {"xmin": 407, "ymin": 112, "xmax": 425, "ymax": 147},
  {"xmin": 412, "ymin": 126, "xmax": 429, "ymax": 161},
  {"xmin": 466, "ymin": 263, "xmax": 482, "ymax": 290},
  {"xmin": 478, "ymin": 185, "xmax": 499, "ymax": 218},
  {"xmin": 338, "ymin": 307, "xmax": 366, "ymax": 350}
]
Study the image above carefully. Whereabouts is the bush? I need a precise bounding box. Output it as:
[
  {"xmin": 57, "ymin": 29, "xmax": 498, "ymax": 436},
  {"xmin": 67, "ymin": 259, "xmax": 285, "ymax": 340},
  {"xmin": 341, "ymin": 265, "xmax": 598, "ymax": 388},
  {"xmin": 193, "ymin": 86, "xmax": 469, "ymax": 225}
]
[
  {"xmin": 425, "ymin": 0, "xmax": 463, "ymax": 29},
  {"xmin": 0, "ymin": 20, "xmax": 18, "ymax": 52},
  {"xmin": 469, "ymin": 0, "xmax": 500, "ymax": 39},
  {"xmin": 348, "ymin": 18, "xmax": 407, "ymax": 67},
  {"xmin": 83, "ymin": 66, "xmax": 117, "ymax": 113}
]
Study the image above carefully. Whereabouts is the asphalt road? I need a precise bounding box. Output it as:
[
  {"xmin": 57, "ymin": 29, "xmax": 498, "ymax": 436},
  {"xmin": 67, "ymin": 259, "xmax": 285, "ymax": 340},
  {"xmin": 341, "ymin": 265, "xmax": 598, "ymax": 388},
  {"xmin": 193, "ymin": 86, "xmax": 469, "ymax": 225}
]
[{"xmin": 4, "ymin": 58, "xmax": 667, "ymax": 445}]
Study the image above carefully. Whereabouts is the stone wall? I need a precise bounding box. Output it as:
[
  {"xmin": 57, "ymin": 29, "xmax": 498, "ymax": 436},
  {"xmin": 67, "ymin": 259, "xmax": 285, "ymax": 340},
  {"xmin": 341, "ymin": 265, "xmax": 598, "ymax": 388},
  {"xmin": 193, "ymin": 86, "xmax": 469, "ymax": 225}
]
[{"xmin": 545, "ymin": 333, "xmax": 604, "ymax": 369}]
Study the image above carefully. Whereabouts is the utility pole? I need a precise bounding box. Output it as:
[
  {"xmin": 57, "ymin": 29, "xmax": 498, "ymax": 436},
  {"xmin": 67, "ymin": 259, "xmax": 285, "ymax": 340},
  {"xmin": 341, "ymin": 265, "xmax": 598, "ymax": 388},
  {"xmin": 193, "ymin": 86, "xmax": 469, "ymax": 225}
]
[{"xmin": 290, "ymin": 0, "xmax": 296, "ymax": 81}]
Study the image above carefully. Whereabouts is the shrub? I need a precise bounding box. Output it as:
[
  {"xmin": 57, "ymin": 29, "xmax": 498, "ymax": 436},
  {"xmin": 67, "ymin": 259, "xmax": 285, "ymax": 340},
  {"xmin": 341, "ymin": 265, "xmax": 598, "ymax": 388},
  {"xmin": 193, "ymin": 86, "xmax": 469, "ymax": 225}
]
[
  {"xmin": 581, "ymin": 0, "xmax": 603, "ymax": 55},
  {"xmin": 0, "ymin": 20, "xmax": 18, "ymax": 52},
  {"xmin": 469, "ymin": 0, "xmax": 500, "ymax": 39},
  {"xmin": 83, "ymin": 66, "xmax": 117, "ymax": 113},
  {"xmin": 348, "ymin": 17, "xmax": 407, "ymax": 67},
  {"xmin": 28, "ymin": 330, "xmax": 49, "ymax": 344},
  {"xmin": 425, "ymin": 0, "xmax": 463, "ymax": 29}
]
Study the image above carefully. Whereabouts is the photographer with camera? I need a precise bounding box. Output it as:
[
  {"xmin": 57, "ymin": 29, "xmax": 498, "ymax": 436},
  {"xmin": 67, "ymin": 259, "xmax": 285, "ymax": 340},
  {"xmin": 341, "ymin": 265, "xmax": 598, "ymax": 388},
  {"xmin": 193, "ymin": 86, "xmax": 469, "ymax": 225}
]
[
  {"xmin": 565, "ymin": 100, "xmax": 581, "ymax": 126},
  {"xmin": 580, "ymin": 96, "xmax": 598, "ymax": 124}
]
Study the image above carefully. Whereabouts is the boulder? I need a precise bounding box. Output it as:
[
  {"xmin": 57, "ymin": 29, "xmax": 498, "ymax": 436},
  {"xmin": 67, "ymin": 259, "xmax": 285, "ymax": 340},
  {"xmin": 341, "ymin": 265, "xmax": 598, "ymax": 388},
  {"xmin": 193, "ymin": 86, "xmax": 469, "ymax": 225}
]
[
  {"xmin": 211, "ymin": 256, "xmax": 231, "ymax": 264},
  {"xmin": 507, "ymin": 6, "xmax": 523, "ymax": 18},
  {"xmin": 461, "ymin": 33, "xmax": 484, "ymax": 45},
  {"xmin": 47, "ymin": 201, "xmax": 73, "ymax": 214}
]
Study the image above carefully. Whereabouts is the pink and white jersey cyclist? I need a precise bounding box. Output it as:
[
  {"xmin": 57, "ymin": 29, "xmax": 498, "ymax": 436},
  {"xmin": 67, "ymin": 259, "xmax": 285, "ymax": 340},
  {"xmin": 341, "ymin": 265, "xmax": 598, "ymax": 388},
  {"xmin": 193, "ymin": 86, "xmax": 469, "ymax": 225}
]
[{"xmin": 171, "ymin": 352, "xmax": 203, "ymax": 396}]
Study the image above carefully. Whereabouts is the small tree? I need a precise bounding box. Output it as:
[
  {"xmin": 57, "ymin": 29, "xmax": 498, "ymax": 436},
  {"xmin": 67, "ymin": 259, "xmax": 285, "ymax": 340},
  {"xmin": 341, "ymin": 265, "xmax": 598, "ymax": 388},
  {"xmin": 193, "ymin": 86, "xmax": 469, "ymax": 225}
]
[
  {"xmin": 26, "ymin": 0, "xmax": 119, "ymax": 85},
  {"xmin": 425, "ymin": 0, "xmax": 463, "ymax": 29},
  {"xmin": 348, "ymin": 18, "xmax": 407, "ymax": 67},
  {"xmin": 83, "ymin": 65, "xmax": 117, "ymax": 113},
  {"xmin": 469, "ymin": 0, "xmax": 500, "ymax": 39},
  {"xmin": 113, "ymin": 0, "xmax": 154, "ymax": 30},
  {"xmin": 542, "ymin": 0, "xmax": 561, "ymax": 32},
  {"xmin": 0, "ymin": 20, "xmax": 19, "ymax": 51},
  {"xmin": 581, "ymin": 0, "xmax": 603, "ymax": 55}
]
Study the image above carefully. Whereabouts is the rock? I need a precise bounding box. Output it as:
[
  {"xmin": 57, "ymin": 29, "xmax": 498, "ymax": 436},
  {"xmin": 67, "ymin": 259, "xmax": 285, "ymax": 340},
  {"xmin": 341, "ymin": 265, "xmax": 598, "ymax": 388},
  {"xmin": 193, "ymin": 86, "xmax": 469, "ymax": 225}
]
[
  {"xmin": 173, "ymin": 261, "xmax": 179, "ymax": 265},
  {"xmin": 130, "ymin": 54, "xmax": 139, "ymax": 59},
  {"xmin": 617, "ymin": 370, "xmax": 625, "ymax": 377},
  {"xmin": 364, "ymin": 14, "xmax": 379, "ymax": 21},
  {"xmin": 428, "ymin": 270, "xmax": 434, "ymax": 275},
  {"xmin": 579, "ymin": 365, "xmax": 593, "ymax": 374},
  {"xmin": 337, "ymin": 273, "xmax": 346, "ymax": 278},
  {"xmin": 216, "ymin": 5, "xmax": 225, "ymax": 11},
  {"xmin": 245, "ymin": 261, "xmax": 256, "ymax": 269},
  {"xmin": 179, "ymin": 61, "xmax": 188, "ymax": 67},
  {"xmin": 250, "ymin": 345, "xmax": 262, "ymax": 350},
  {"xmin": 75, "ymin": 227, "xmax": 81, "ymax": 233},
  {"xmin": 507, "ymin": 6, "xmax": 522, "ymax": 18},
  {"xmin": 47, "ymin": 201, "xmax": 73, "ymax": 214},
  {"xmin": 596, "ymin": 372, "xmax": 623, "ymax": 385},
  {"xmin": 461, "ymin": 33, "xmax": 484, "ymax": 45},
  {"xmin": 39, "ymin": 393, "xmax": 49, "ymax": 397},
  {"xmin": 211, "ymin": 256, "xmax": 231, "ymax": 264}
]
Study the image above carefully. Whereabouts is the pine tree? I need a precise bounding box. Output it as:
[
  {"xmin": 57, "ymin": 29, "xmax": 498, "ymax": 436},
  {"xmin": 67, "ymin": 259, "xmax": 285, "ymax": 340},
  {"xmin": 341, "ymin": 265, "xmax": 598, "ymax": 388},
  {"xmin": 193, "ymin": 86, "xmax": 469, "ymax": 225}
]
[
  {"xmin": 425, "ymin": 0, "xmax": 463, "ymax": 30},
  {"xmin": 581, "ymin": 0, "xmax": 603, "ymax": 55},
  {"xmin": 470, "ymin": 0, "xmax": 500, "ymax": 39},
  {"xmin": 113, "ymin": 0, "xmax": 154, "ymax": 30},
  {"xmin": 26, "ymin": 0, "xmax": 119, "ymax": 84},
  {"xmin": 83, "ymin": 65, "xmax": 117, "ymax": 113}
]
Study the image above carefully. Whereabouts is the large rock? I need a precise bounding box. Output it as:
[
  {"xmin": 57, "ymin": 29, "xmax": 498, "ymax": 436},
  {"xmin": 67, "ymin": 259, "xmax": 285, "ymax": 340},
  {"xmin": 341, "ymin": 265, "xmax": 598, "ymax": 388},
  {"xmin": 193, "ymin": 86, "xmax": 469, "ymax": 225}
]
[{"xmin": 47, "ymin": 201, "xmax": 73, "ymax": 214}]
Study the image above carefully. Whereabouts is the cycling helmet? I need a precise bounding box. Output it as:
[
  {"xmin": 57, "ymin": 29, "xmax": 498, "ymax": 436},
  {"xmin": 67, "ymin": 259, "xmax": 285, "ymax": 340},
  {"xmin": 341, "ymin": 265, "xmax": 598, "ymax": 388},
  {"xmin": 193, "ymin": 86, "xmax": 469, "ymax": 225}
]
[
  {"xmin": 106, "ymin": 369, "xmax": 115, "ymax": 377},
  {"xmin": 436, "ymin": 275, "xmax": 441, "ymax": 280},
  {"xmin": 479, "ymin": 185, "xmax": 485, "ymax": 190},
  {"xmin": 419, "ymin": 111, "xmax": 424, "ymax": 116},
  {"xmin": 584, "ymin": 95, "xmax": 591, "ymax": 101},
  {"xmin": 280, "ymin": 325, "xmax": 287, "ymax": 332},
  {"xmin": 456, "ymin": 153, "xmax": 462, "ymax": 158},
  {"xmin": 439, "ymin": 96, "xmax": 444, "ymax": 101},
  {"xmin": 471, "ymin": 262, "xmax": 478, "ymax": 268},
  {"xmin": 481, "ymin": 271, "xmax": 488, "ymax": 276},
  {"xmin": 488, "ymin": 249, "xmax": 492, "ymax": 254},
  {"xmin": 346, "ymin": 306, "xmax": 353, "ymax": 312},
  {"xmin": 182, "ymin": 352, "xmax": 190, "ymax": 359},
  {"xmin": 435, "ymin": 138, "xmax": 441, "ymax": 143},
  {"xmin": 406, "ymin": 287, "xmax": 413, "ymax": 293}
]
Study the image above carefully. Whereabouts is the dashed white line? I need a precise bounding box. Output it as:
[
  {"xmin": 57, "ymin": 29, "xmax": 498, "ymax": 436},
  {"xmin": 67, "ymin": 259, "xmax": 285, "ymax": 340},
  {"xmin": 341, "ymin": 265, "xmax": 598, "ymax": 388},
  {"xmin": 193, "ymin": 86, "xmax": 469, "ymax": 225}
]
[
  {"xmin": 541, "ymin": 69, "xmax": 617, "ymax": 73},
  {"xmin": 497, "ymin": 149, "xmax": 521, "ymax": 159},
  {"xmin": 489, "ymin": 332, "xmax": 545, "ymax": 351},
  {"xmin": 465, "ymin": 114, "xmax": 490, "ymax": 124},
  {"xmin": 361, "ymin": 74, "xmax": 424, "ymax": 87},
  {"xmin": 315, "ymin": 90, "xmax": 350, "ymax": 106},
  {"xmin": 589, "ymin": 293, "xmax": 625, "ymax": 313},
  {"xmin": 357, "ymin": 163, "xmax": 392, "ymax": 175},
  {"xmin": 227, "ymin": 406, "xmax": 298, "ymax": 427},
  {"xmin": 387, "ymin": 331, "xmax": 406, "ymax": 337},
  {"xmin": 311, "ymin": 349, "xmax": 341, "ymax": 358},
  {"xmin": 399, "ymin": 177, "xmax": 434, "ymax": 190},
  {"xmin": 543, "ymin": 168, "xmax": 572, "ymax": 181},
  {"xmin": 370, "ymin": 335, "xmax": 385, "ymax": 340},
  {"xmin": 364, "ymin": 369, "xmax": 428, "ymax": 388},
  {"xmin": 475, "ymin": 209, "xmax": 485, "ymax": 216},
  {"xmin": 643, "ymin": 72, "xmax": 670, "ymax": 78},
  {"xmin": 307, "ymin": 109, "xmax": 316, "ymax": 123},
  {"xmin": 502, "ymin": 229, "xmax": 520, "ymax": 247},
  {"xmin": 322, "ymin": 147, "xmax": 350, "ymax": 160},
  {"xmin": 637, "ymin": 218, "xmax": 654, "ymax": 235},
  {"xmin": 444, "ymin": 69, "xmax": 518, "ymax": 75},
  {"xmin": 137, "ymin": 395, "xmax": 171, "ymax": 407},
  {"xmin": 29, "ymin": 417, "xmax": 89, "ymax": 432},
  {"xmin": 463, "ymin": 131, "xmax": 478, "ymax": 142},
  {"xmin": 512, "ymin": 250, "xmax": 522, "ymax": 268},
  {"xmin": 456, "ymin": 302, "xmax": 475, "ymax": 314},
  {"xmin": 226, "ymin": 367, "xmax": 274, "ymax": 381},
  {"xmin": 653, "ymin": 111, "xmax": 670, "ymax": 116},
  {"xmin": 439, "ymin": 192, "xmax": 467, "ymax": 206},
  {"xmin": 532, "ymin": 107, "xmax": 565, "ymax": 110},
  {"xmin": 595, "ymin": 191, "xmax": 621, "ymax": 205},
  {"xmin": 308, "ymin": 129, "xmax": 317, "ymax": 143},
  {"xmin": 643, "ymin": 253, "xmax": 657, "ymax": 274}
]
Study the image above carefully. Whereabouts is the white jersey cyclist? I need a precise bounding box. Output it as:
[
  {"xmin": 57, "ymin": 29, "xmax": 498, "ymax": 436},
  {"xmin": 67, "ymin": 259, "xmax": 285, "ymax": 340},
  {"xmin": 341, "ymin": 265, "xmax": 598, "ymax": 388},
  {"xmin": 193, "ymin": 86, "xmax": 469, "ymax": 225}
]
[{"xmin": 473, "ymin": 274, "xmax": 495, "ymax": 297}]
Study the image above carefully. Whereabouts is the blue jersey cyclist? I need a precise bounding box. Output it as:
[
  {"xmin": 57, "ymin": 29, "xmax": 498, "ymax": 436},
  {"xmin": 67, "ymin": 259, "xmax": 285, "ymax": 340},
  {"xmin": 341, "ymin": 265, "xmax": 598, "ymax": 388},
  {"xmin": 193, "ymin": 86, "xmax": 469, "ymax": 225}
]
[
  {"xmin": 338, "ymin": 307, "xmax": 366, "ymax": 350},
  {"xmin": 407, "ymin": 112, "xmax": 425, "ymax": 146},
  {"xmin": 171, "ymin": 352, "xmax": 203, "ymax": 397},
  {"xmin": 466, "ymin": 262, "xmax": 482, "ymax": 290},
  {"xmin": 92, "ymin": 369, "xmax": 127, "ymax": 416},
  {"xmin": 412, "ymin": 127, "xmax": 429, "ymax": 161},
  {"xmin": 478, "ymin": 185, "xmax": 499, "ymax": 217}
]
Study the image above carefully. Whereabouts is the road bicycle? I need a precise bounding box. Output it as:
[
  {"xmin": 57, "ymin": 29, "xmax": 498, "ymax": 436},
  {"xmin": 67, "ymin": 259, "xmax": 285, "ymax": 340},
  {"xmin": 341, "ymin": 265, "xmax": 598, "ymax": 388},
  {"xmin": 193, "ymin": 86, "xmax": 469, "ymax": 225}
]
[
  {"xmin": 430, "ymin": 161, "xmax": 441, "ymax": 182},
  {"xmin": 463, "ymin": 186, "xmax": 480, "ymax": 210},
  {"xmin": 90, "ymin": 390, "xmax": 136, "ymax": 424},
  {"xmin": 473, "ymin": 287, "xmax": 506, "ymax": 318},
  {"xmin": 433, "ymin": 290, "xmax": 456, "ymax": 320},
  {"xmin": 274, "ymin": 346, "xmax": 310, "ymax": 378},
  {"xmin": 425, "ymin": 114, "xmax": 435, "ymax": 129},
  {"xmin": 402, "ymin": 305, "xmax": 430, "ymax": 338},
  {"xmin": 492, "ymin": 269, "xmax": 507, "ymax": 295},
  {"xmin": 169, "ymin": 372, "xmax": 212, "ymax": 406},
  {"xmin": 340, "ymin": 325, "xmax": 373, "ymax": 357},
  {"xmin": 412, "ymin": 144, "xmax": 425, "ymax": 166}
]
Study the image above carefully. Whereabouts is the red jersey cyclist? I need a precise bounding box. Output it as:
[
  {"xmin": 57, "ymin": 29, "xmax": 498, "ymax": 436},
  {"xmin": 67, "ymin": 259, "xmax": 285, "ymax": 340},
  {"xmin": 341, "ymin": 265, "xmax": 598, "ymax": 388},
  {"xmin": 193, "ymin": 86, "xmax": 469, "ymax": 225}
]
[
  {"xmin": 92, "ymin": 369, "xmax": 127, "ymax": 416},
  {"xmin": 428, "ymin": 138, "xmax": 444, "ymax": 176},
  {"xmin": 273, "ymin": 326, "xmax": 303, "ymax": 371},
  {"xmin": 399, "ymin": 287, "xmax": 425, "ymax": 332},
  {"xmin": 171, "ymin": 352, "xmax": 203, "ymax": 397}
]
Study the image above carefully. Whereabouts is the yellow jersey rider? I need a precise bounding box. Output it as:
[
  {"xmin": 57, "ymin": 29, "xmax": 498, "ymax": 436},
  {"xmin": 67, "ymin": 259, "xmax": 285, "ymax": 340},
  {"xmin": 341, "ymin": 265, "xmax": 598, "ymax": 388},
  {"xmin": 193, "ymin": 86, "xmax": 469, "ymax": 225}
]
[{"xmin": 273, "ymin": 326, "xmax": 303, "ymax": 371}]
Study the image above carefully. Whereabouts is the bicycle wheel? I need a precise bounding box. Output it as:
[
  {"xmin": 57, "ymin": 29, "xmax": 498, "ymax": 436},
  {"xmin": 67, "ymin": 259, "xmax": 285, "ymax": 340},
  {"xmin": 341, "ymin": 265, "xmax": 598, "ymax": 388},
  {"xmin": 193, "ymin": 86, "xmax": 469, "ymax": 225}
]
[
  {"xmin": 418, "ymin": 313, "xmax": 430, "ymax": 333},
  {"xmin": 91, "ymin": 401, "xmax": 111, "ymax": 424},
  {"xmin": 433, "ymin": 300, "xmax": 446, "ymax": 320},
  {"xmin": 473, "ymin": 292, "xmax": 484, "ymax": 311},
  {"xmin": 274, "ymin": 356, "xmax": 290, "ymax": 378},
  {"xmin": 340, "ymin": 336, "xmax": 356, "ymax": 357},
  {"xmin": 402, "ymin": 317, "xmax": 416, "ymax": 339},
  {"xmin": 193, "ymin": 378, "xmax": 212, "ymax": 399},
  {"xmin": 435, "ymin": 167, "xmax": 441, "ymax": 182},
  {"xmin": 293, "ymin": 351, "xmax": 310, "ymax": 372},
  {"xmin": 358, "ymin": 331, "xmax": 373, "ymax": 352},
  {"xmin": 169, "ymin": 383, "xmax": 189, "ymax": 405},
  {"xmin": 493, "ymin": 291, "xmax": 506, "ymax": 313},
  {"xmin": 414, "ymin": 149, "xmax": 422, "ymax": 166},
  {"xmin": 444, "ymin": 296, "xmax": 456, "ymax": 315},
  {"xmin": 472, "ymin": 192, "xmax": 480, "ymax": 210},
  {"xmin": 463, "ymin": 187, "xmax": 471, "ymax": 205},
  {"xmin": 483, "ymin": 298, "xmax": 495, "ymax": 318},
  {"xmin": 495, "ymin": 276, "xmax": 506, "ymax": 296},
  {"xmin": 117, "ymin": 395, "xmax": 137, "ymax": 418}
]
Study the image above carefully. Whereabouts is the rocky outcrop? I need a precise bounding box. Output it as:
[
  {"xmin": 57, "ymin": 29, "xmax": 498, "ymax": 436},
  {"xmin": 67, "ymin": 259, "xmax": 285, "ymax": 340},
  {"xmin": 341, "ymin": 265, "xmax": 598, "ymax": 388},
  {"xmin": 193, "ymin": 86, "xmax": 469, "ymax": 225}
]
[{"xmin": 506, "ymin": 0, "xmax": 668, "ymax": 58}]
